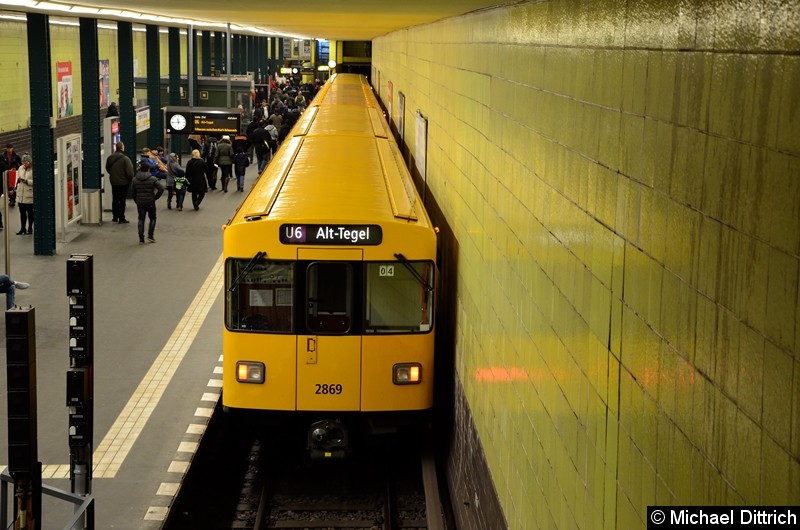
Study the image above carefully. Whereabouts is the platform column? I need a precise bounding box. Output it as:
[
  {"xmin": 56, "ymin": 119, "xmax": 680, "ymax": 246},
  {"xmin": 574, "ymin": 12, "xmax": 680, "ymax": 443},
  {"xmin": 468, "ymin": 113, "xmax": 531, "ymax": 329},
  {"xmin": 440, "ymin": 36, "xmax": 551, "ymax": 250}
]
[
  {"xmin": 26, "ymin": 13, "xmax": 55, "ymax": 256},
  {"xmin": 6, "ymin": 307, "xmax": 42, "ymax": 529},
  {"xmin": 66, "ymin": 255, "xmax": 94, "ymax": 517}
]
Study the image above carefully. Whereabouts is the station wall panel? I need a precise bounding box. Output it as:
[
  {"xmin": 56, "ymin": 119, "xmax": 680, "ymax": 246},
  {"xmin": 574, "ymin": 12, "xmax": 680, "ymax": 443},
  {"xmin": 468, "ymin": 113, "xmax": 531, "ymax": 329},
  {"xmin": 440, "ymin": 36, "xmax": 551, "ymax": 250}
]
[{"xmin": 374, "ymin": 0, "xmax": 800, "ymax": 528}]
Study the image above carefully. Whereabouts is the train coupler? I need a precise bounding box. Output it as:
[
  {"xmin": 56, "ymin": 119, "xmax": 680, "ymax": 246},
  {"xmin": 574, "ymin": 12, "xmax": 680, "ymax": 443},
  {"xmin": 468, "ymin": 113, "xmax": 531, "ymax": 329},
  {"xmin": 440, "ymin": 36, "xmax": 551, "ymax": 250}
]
[{"xmin": 307, "ymin": 419, "xmax": 348, "ymax": 459}]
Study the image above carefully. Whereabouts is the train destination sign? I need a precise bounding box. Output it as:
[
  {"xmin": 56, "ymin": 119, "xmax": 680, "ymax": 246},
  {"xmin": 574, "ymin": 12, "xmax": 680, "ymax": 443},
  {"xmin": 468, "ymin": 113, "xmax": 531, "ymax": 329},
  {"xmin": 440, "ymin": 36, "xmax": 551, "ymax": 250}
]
[
  {"xmin": 164, "ymin": 106, "xmax": 240, "ymax": 135},
  {"xmin": 280, "ymin": 224, "xmax": 383, "ymax": 245},
  {"xmin": 192, "ymin": 111, "xmax": 239, "ymax": 135}
]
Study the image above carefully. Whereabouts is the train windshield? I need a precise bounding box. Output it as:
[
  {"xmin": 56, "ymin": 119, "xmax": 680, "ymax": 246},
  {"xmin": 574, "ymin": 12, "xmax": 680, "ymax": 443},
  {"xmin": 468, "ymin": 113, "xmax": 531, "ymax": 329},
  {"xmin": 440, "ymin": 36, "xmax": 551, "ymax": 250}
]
[
  {"xmin": 364, "ymin": 261, "xmax": 433, "ymax": 333},
  {"xmin": 225, "ymin": 259, "xmax": 294, "ymax": 332},
  {"xmin": 225, "ymin": 258, "xmax": 434, "ymax": 334}
]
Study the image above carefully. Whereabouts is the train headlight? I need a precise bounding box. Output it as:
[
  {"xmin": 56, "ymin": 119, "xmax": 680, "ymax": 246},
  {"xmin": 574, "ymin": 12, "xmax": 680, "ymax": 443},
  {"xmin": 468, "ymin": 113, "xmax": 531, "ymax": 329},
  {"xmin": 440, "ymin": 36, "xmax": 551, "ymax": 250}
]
[
  {"xmin": 236, "ymin": 361, "xmax": 265, "ymax": 383},
  {"xmin": 393, "ymin": 363, "xmax": 421, "ymax": 384}
]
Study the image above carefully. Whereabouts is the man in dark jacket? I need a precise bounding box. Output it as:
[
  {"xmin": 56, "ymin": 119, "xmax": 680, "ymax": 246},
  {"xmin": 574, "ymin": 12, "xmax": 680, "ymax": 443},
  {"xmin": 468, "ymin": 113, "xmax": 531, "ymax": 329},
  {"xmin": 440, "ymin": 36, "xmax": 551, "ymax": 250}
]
[
  {"xmin": 0, "ymin": 143, "xmax": 22, "ymax": 223},
  {"xmin": 105, "ymin": 141, "xmax": 134, "ymax": 223},
  {"xmin": 250, "ymin": 121, "xmax": 270, "ymax": 173},
  {"xmin": 131, "ymin": 160, "xmax": 165, "ymax": 244}
]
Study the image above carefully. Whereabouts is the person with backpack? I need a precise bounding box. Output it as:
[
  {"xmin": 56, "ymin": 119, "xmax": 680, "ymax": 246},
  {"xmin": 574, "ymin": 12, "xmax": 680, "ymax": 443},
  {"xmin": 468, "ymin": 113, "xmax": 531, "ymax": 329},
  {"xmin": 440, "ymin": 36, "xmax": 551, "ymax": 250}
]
[
  {"xmin": 201, "ymin": 136, "xmax": 219, "ymax": 190},
  {"xmin": 233, "ymin": 148, "xmax": 249, "ymax": 192},
  {"xmin": 166, "ymin": 152, "xmax": 186, "ymax": 210}
]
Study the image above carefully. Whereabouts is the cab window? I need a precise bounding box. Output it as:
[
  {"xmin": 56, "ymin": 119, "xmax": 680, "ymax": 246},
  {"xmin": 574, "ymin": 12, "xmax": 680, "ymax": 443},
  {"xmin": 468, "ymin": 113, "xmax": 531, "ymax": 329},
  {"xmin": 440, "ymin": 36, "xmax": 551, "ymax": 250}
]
[
  {"xmin": 225, "ymin": 259, "xmax": 294, "ymax": 333},
  {"xmin": 306, "ymin": 262, "xmax": 353, "ymax": 334}
]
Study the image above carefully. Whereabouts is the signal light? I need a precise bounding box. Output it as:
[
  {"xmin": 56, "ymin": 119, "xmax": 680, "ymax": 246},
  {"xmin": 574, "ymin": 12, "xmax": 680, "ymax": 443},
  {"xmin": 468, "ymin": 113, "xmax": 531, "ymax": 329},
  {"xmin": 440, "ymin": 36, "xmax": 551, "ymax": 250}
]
[
  {"xmin": 393, "ymin": 363, "xmax": 421, "ymax": 384},
  {"xmin": 236, "ymin": 361, "xmax": 265, "ymax": 383}
]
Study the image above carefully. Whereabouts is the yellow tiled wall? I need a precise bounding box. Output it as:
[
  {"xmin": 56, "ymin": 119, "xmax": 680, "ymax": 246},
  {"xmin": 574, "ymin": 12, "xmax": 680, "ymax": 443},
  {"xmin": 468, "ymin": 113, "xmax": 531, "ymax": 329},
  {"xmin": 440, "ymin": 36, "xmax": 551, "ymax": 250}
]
[
  {"xmin": 374, "ymin": 1, "xmax": 799, "ymax": 528},
  {"xmin": 0, "ymin": 19, "xmax": 188, "ymax": 133},
  {"xmin": 0, "ymin": 21, "xmax": 31, "ymax": 131}
]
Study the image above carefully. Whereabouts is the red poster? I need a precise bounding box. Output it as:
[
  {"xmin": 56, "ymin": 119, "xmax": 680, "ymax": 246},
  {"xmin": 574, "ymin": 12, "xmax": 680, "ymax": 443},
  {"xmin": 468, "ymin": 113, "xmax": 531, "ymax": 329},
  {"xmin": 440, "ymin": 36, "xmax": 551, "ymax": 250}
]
[{"xmin": 57, "ymin": 61, "xmax": 74, "ymax": 118}]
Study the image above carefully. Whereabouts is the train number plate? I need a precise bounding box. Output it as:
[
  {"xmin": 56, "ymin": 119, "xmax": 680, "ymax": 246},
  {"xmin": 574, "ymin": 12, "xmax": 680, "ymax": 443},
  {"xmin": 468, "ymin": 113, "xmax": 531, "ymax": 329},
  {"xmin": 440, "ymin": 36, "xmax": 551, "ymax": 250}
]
[{"xmin": 315, "ymin": 383, "xmax": 343, "ymax": 395}]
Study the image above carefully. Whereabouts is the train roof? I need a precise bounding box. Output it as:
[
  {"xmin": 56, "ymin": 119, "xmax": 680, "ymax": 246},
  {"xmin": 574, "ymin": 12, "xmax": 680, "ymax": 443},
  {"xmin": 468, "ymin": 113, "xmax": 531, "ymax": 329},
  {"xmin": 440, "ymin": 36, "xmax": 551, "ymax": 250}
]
[{"xmin": 228, "ymin": 74, "xmax": 431, "ymax": 230}]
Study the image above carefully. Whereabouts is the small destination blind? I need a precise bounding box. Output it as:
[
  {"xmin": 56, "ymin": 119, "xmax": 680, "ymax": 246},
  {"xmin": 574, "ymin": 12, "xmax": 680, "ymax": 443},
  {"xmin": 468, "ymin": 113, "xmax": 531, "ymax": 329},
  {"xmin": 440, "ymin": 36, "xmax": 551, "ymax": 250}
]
[{"xmin": 280, "ymin": 224, "xmax": 383, "ymax": 245}]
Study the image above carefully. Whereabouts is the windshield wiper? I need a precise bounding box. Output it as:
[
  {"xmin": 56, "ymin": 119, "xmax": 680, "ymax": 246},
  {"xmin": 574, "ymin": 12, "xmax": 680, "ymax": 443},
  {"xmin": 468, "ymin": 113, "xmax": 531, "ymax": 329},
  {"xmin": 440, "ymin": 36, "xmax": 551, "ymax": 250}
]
[
  {"xmin": 228, "ymin": 251, "xmax": 266, "ymax": 292},
  {"xmin": 394, "ymin": 253, "xmax": 433, "ymax": 292}
]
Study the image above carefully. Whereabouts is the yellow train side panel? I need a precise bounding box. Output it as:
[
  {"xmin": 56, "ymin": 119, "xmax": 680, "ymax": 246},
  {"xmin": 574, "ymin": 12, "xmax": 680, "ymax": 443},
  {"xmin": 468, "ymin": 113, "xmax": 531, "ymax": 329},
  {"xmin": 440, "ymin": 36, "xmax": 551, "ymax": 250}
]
[
  {"xmin": 360, "ymin": 334, "xmax": 435, "ymax": 411},
  {"xmin": 297, "ymin": 336, "xmax": 362, "ymax": 411},
  {"xmin": 222, "ymin": 333, "xmax": 297, "ymax": 410}
]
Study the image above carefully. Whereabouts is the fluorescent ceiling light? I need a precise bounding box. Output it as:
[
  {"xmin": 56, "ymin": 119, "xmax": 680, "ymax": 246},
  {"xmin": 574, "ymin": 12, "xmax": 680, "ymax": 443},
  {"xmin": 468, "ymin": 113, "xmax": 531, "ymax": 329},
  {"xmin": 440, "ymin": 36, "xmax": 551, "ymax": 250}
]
[
  {"xmin": 97, "ymin": 8, "xmax": 123, "ymax": 17},
  {"xmin": 70, "ymin": 6, "xmax": 99, "ymax": 14},
  {"xmin": 34, "ymin": 1, "xmax": 72, "ymax": 11},
  {"xmin": 0, "ymin": 0, "xmax": 38, "ymax": 7}
]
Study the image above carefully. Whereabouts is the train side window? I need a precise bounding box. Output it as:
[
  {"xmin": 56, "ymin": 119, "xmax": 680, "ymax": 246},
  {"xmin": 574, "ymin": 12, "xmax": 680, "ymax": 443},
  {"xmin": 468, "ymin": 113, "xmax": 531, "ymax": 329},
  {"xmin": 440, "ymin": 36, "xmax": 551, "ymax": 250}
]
[
  {"xmin": 306, "ymin": 262, "xmax": 352, "ymax": 334},
  {"xmin": 364, "ymin": 261, "xmax": 434, "ymax": 333},
  {"xmin": 225, "ymin": 259, "xmax": 294, "ymax": 333}
]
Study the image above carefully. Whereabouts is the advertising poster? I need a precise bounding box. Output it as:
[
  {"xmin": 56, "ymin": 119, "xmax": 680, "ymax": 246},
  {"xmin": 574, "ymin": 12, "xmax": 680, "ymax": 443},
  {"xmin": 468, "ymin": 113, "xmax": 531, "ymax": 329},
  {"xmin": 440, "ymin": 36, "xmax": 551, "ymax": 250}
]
[
  {"xmin": 99, "ymin": 59, "xmax": 110, "ymax": 108},
  {"xmin": 57, "ymin": 61, "xmax": 74, "ymax": 118},
  {"xmin": 66, "ymin": 137, "xmax": 81, "ymax": 221}
]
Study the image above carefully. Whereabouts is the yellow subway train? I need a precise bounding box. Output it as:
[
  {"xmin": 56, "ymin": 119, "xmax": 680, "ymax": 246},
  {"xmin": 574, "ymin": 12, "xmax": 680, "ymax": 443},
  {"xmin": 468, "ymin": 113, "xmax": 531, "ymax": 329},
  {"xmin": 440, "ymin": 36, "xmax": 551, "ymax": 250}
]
[{"xmin": 221, "ymin": 73, "xmax": 437, "ymax": 457}]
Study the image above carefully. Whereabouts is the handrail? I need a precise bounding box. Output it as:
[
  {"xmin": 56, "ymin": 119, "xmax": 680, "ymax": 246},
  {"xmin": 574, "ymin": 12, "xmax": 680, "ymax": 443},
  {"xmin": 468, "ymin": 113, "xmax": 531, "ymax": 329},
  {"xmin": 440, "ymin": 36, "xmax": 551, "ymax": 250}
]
[{"xmin": 1, "ymin": 469, "xmax": 95, "ymax": 530}]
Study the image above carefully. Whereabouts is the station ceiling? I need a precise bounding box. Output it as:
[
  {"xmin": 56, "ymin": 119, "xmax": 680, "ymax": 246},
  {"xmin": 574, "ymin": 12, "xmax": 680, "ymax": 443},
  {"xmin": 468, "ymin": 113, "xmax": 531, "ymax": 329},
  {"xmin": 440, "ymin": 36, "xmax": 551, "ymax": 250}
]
[{"xmin": 9, "ymin": 1, "xmax": 517, "ymax": 41}]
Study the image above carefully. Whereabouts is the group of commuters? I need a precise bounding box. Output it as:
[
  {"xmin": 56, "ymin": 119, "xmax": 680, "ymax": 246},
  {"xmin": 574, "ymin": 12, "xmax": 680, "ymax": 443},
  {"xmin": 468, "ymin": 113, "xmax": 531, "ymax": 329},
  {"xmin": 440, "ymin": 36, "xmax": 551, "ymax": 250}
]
[
  {"xmin": 104, "ymin": 137, "xmax": 250, "ymax": 244},
  {"xmin": 245, "ymin": 79, "xmax": 320, "ymax": 173},
  {"xmin": 0, "ymin": 143, "xmax": 35, "ymax": 235},
  {"xmin": 185, "ymin": 134, "xmax": 250, "ymax": 193},
  {"xmin": 0, "ymin": 142, "xmax": 31, "ymax": 308}
]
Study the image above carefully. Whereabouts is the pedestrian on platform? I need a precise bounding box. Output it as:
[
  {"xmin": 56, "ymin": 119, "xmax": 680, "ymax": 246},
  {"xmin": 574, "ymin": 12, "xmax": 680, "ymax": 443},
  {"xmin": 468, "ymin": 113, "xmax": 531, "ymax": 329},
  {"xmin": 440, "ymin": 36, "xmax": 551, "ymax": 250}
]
[
  {"xmin": 233, "ymin": 148, "xmax": 249, "ymax": 192},
  {"xmin": 15, "ymin": 153, "xmax": 34, "ymax": 235},
  {"xmin": 105, "ymin": 141, "xmax": 134, "ymax": 223},
  {"xmin": 216, "ymin": 135, "xmax": 234, "ymax": 192},
  {"xmin": 185, "ymin": 149, "xmax": 208, "ymax": 211},
  {"xmin": 0, "ymin": 274, "xmax": 29, "ymax": 309},
  {"xmin": 202, "ymin": 136, "xmax": 219, "ymax": 190},
  {"xmin": 173, "ymin": 169, "xmax": 189, "ymax": 211},
  {"xmin": 0, "ymin": 143, "xmax": 22, "ymax": 218},
  {"xmin": 188, "ymin": 134, "xmax": 204, "ymax": 153},
  {"xmin": 132, "ymin": 159, "xmax": 165, "ymax": 244},
  {"xmin": 166, "ymin": 153, "xmax": 186, "ymax": 210}
]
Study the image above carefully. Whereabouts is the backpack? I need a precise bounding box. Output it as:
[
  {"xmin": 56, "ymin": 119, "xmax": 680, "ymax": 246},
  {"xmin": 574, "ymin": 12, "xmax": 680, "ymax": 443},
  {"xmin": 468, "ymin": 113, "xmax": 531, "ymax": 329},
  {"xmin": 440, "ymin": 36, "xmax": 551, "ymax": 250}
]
[
  {"xmin": 234, "ymin": 151, "xmax": 249, "ymax": 168},
  {"xmin": 205, "ymin": 141, "xmax": 217, "ymax": 162}
]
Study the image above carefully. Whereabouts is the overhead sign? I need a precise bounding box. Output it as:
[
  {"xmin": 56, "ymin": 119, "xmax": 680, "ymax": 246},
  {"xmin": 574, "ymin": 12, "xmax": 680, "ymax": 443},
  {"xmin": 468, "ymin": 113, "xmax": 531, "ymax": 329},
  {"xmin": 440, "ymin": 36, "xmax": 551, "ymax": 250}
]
[
  {"xmin": 280, "ymin": 224, "xmax": 383, "ymax": 246},
  {"xmin": 191, "ymin": 111, "xmax": 239, "ymax": 135},
  {"xmin": 164, "ymin": 106, "xmax": 240, "ymax": 135}
]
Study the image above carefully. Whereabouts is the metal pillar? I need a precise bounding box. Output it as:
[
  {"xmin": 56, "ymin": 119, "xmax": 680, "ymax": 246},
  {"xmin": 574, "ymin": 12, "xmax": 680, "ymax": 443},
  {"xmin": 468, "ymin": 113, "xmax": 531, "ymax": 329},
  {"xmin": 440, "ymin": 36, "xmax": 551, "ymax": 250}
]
[
  {"xmin": 226, "ymin": 25, "xmax": 232, "ymax": 108},
  {"xmin": 146, "ymin": 25, "xmax": 162, "ymax": 149},
  {"xmin": 201, "ymin": 30, "xmax": 211, "ymax": 76},
  {"xmin": 79, "ymin": 19, "xmax": 100, "ymax": 191},
  {"xmin": 26, "ymin": 13, "xmax": 55, "ymax": 256},
  {"xmin": 214, "ymin": 31, "xmax": 224, "ymax": 75},
  {"xmin": 168, "ymin": 27, "xmax": 182, "ymax": 156},
  {"xmin": 189, "ymin": 26, "xmax": 198, "ymax": 107},
  {"xmin": 117, "ymin": 22, "xmax": 135, "ymax": 164}
]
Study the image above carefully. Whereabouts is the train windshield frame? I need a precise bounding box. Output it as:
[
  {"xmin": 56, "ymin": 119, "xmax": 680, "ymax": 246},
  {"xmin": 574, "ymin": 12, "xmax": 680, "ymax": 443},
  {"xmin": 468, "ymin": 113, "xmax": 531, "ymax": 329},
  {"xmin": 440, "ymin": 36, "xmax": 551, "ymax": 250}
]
[{"xmin": 224, "ymin": 258, "xmax": 434, "ymax": 335}]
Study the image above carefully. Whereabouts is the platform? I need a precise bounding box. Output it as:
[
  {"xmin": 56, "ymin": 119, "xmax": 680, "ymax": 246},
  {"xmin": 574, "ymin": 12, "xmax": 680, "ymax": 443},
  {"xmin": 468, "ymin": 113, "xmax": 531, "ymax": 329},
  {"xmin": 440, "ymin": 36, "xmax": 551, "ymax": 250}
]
[{"xmin": 1, "ymin": 163, "xmax": 262, "ymax": 529}]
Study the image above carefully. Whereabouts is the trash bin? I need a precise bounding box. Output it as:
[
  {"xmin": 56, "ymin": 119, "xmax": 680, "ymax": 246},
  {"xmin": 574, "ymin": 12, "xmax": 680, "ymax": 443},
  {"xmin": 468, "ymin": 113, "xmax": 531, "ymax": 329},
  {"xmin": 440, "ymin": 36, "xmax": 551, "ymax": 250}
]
[{"xmin": 82, "ymin": 188, "xmax": 102, "ymax": 225}]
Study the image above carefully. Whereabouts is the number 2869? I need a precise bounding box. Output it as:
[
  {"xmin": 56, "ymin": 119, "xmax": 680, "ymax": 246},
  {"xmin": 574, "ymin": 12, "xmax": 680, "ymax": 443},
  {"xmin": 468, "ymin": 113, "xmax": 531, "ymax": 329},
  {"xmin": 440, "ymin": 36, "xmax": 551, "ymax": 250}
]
[{"xmin": 315, "ymin": 383, "xmax": 343, "ymax": 395}]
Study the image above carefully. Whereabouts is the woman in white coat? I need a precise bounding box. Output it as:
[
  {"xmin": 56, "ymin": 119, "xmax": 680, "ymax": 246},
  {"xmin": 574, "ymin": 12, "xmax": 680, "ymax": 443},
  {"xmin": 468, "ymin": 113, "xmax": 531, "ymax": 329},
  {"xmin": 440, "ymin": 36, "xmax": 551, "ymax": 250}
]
[{"xmin": 15, "ymin": 153, "xmax": 33, "ymax": 235}]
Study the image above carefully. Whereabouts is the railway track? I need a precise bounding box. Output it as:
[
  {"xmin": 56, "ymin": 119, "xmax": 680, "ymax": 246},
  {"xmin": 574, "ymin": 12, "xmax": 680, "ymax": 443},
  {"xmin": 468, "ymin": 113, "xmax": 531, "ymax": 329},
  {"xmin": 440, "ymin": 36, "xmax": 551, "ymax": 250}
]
[
  {"xmin": 164, "ymin": 411, "xmax": 449, "ymax": 530},
  {"xmin": 253, "ymin": 428, "xmax": 444, "ymax": 530}
]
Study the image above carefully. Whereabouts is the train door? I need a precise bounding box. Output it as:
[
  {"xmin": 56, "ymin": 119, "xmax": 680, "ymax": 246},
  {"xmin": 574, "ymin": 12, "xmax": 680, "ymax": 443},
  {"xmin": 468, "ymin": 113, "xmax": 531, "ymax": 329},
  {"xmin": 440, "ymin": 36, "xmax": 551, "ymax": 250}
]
[{"xmin": 296, "ymin": 251, "xmax": 362, "ymax": 411}]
